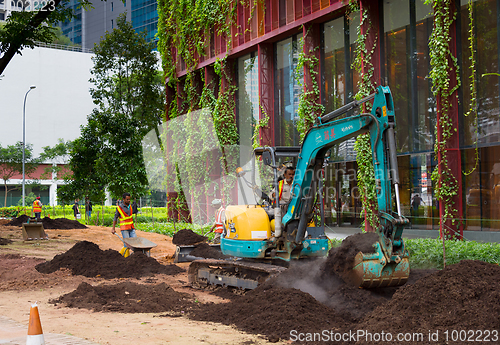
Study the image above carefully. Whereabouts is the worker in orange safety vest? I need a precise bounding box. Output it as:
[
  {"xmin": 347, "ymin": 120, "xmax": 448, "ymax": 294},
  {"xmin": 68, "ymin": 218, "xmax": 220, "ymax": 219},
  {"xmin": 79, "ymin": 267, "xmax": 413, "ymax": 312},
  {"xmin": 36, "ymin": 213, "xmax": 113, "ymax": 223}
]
[
  {"xmin": 207, "ymin": 199, "xmax": 225, "ymax": 244},
  {"xmin": 32, "ymin": 196, "xmax": 42, "ymax": 221},
  {"xmin": 111, "ymin": 192, "xmax": 136, "ymax": 257},
  {"xmin": 271, "ymin": 166, "xmax": 295, "ymax": 213}
]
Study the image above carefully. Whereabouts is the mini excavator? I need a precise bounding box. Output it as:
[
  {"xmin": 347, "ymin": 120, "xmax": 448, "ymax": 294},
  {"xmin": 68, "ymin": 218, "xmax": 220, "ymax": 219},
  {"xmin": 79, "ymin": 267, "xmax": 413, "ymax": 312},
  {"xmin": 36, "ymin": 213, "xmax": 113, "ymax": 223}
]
[{"xmin": 188, "ymin": 85, "xmax": 410, "ymax": 289}]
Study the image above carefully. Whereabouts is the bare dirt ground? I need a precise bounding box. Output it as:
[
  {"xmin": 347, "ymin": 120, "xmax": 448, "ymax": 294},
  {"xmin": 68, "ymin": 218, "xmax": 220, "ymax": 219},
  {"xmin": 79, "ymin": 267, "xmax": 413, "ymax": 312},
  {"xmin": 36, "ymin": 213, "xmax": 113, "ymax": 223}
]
[
  {"xmin": 0, "ymin": 219, "xmax": 273, "ymax": 345},
  {"xmin": 2, "ymin": 218, "xmax": 500, "ymax": 345}
]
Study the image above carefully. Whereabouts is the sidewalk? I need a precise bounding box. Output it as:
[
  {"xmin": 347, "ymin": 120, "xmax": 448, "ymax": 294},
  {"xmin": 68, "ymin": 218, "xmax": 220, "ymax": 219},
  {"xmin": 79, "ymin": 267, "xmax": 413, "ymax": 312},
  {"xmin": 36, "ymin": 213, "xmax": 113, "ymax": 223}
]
[
  {"xmin": 324, "ymin": 225, "xmax": 500, "ymax": 243},
  {"xmin": 0, "ymin": 316, "xmax": 99, "ymax": 345}
]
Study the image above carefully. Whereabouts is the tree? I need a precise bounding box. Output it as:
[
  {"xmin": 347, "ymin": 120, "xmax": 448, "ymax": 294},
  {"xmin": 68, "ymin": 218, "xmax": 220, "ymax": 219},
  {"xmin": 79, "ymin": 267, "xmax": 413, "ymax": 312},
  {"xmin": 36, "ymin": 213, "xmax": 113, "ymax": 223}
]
[
  {"xmin": 51, "ymin": 27, "xmax": 79, "ymax": 47},
  {"xmin": 0, "ymin": 142, "xmax": 39, "ymax": 207},
  {"xmin": 39, "ymin": 138, "xmax": 74, "ymax": 180},
  {"xmin": 63, "ymin": 13, "xmax": 164, "ymax": 201},
  {"xmin": 57, "ymin": 118, "xmax": 106, "ymax": 205},
  {"xmin": 0, "ymin": 0, "xmax": 95, "ymax": 74}
]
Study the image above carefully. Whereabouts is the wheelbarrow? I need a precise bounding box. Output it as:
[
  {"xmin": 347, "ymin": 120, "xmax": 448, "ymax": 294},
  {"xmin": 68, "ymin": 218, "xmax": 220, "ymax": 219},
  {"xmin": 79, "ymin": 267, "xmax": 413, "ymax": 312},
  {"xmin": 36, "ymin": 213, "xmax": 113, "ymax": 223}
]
[{"xmin": 114, "ymin": 233, "xmax": 157, "ymax": 257}]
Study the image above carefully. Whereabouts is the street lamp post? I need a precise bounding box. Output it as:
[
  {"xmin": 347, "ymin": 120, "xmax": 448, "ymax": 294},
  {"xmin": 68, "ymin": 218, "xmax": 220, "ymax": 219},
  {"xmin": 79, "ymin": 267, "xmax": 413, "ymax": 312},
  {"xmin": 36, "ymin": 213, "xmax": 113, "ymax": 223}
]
[{"xmin": 22, "ymin": 85, "xmax": 36, "ymax": 208}]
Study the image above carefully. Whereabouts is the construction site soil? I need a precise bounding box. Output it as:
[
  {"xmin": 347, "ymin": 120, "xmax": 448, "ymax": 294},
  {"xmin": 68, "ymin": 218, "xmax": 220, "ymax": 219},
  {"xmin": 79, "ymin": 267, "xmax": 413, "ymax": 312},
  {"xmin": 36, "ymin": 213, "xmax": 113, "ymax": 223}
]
[
  {"xmin": 171, "ymin": 228, "xmax": 207, "ymax": 245},
  {"xmin": 189, "ymin": 242, "xmax": 229, "ymax": 259},
  {"xmin": 1, "ymin": 219, "xmax": 499, "ymax": 345},
  {"xmin": 35, "ymin": 240, "xmax": 185, "ymax": 278},
  {"xmin": 6, "ymin": 215, "xmax": 88, "ymax": 229}
]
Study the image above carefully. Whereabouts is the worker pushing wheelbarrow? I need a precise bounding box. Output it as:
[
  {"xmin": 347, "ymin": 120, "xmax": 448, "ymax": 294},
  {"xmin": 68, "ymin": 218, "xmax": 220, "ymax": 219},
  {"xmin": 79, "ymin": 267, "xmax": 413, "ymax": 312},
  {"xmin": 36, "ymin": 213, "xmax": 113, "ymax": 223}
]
[{"xmin": 111, "ymin": 192, "xmax": 141, "ymax": 257}]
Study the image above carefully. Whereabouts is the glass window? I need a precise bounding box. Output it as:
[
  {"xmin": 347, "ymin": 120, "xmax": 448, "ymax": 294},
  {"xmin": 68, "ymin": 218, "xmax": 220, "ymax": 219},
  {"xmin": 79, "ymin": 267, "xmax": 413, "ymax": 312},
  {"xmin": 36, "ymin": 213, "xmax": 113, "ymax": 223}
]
[
  {"xmin": 384, "ymin": 0, "xmax": 411, "ymax": 153},
  {"xmin": 323, "ymin": 17, "xmax": 346, "ymax": 114},
  {"xmin": 415, "ymin": 0, "xmax": 435, "ymax": 152},
  {"xmin": 237, "ymin": 53, "xmax": 259, "ymax": 168},
  {"xmin": 460, "ymin": 0, "xmax": 500, "ymax": 146},
  {"xmin": 463, "ymin": 146, "xmax": 500, "ymax": 231},
  {"xmin": 275, "ymin": 34, "xmax": 303, "ymax": 146}
]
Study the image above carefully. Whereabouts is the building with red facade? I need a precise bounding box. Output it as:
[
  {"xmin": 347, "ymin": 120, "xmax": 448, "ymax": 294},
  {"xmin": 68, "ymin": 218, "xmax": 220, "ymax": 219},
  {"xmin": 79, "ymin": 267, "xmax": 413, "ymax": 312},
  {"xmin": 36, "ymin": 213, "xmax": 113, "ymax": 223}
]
[{"xmin": 160, "ymin": 0, "xmax": 500, "ymax": 241}]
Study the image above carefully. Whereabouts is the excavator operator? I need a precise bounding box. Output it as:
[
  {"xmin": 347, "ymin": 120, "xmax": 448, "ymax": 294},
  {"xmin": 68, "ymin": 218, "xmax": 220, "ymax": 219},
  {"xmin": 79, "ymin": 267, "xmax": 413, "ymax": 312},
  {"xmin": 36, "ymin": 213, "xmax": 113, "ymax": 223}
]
[{"xmin": 271, "ymin": 166, "xmax": 295, "ymax": 213}]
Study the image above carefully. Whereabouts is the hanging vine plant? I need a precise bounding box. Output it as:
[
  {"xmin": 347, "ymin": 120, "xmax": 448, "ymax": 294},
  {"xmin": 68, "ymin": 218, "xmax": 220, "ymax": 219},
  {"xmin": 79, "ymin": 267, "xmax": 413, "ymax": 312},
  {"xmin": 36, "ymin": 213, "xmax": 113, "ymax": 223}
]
[
  {"xmin": 157, "ymin": 0, "xmax": 241, "ymax": 217},
  {"xmin": 349, "ymin": 0, "xmax": 379, "ymax": 230},
  {"xmin": 295, "ymin": 35, "xmax": 324, "ymax": 141},
  {"xmin": 426, "ymin": 0, "xmax": 461, "ymax": 233},
  {"xmin": 463, "ymin": 0, "xmax": 479, "ymax": 176}
]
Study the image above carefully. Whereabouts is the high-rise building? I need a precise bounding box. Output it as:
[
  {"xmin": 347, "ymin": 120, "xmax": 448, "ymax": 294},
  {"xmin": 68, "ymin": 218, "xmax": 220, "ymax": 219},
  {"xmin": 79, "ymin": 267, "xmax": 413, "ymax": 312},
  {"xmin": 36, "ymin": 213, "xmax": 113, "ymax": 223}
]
[
  {"xmin": 131, "ymin": 0, "xmax": 158, "ymax": 44},
  {"xmin": 59, "ymin": 0, "xmax": 131, "ymax": 50}
]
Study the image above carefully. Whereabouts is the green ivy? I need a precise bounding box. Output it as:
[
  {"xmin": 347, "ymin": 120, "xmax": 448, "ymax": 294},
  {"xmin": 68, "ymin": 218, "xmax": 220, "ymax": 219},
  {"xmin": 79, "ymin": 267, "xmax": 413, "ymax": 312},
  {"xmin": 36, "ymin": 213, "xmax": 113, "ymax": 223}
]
[
  {"xmin": 350, "ymin": 1, "xmax": 379, "ymax": 229},
  {"xmin": 426, "ymin": 0, "xmax": 461, "ymax": 233},
  {"xmin": 157, "ymin": 1, "xmax": 245, "ymax": 216},
  {"xmin": 463, "ymin": 0, "xmax": 479, "ymax": 176},
  {"xmin": 295, "ymin": 32, "xmax": 324, "ymax": 141}
]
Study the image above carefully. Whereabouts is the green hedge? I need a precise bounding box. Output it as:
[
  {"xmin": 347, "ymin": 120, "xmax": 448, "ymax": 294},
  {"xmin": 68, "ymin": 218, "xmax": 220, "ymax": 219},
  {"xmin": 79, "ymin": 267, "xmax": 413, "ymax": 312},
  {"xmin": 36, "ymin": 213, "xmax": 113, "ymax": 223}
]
[{"xmin": 405, "ymin": 238, "xmax": 500, "ymax": 269}]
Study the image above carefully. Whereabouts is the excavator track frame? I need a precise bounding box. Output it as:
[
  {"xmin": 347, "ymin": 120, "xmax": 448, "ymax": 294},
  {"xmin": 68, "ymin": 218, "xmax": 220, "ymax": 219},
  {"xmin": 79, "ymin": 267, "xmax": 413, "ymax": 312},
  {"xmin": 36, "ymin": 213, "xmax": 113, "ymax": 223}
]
[{"xmin": 188, "ymin": 259, "xmax": 287, "ymax": 290}]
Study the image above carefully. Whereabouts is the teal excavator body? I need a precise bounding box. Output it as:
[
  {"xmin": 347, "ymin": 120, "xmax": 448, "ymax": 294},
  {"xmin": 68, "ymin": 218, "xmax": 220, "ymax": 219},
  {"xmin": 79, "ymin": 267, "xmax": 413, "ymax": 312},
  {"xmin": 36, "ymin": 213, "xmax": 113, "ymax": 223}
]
[{"xmin": 189, "ymin": 86, "xmax": 410, "ymax": 289}]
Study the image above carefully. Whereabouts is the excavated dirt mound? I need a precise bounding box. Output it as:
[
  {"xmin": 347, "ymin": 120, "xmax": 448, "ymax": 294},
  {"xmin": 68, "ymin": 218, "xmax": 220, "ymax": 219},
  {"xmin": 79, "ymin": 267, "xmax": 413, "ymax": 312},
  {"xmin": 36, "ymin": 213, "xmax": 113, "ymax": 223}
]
[
  {"xmin": 0, "ymin": 237, "xmax": 13, "ymax": 245},
  {"xmin": 190, "ymin": 243, "xmax": 228, "ymax": 259},
  {"xmin": 5, "ymin": 215, "xmax": 30, "ymax": 226},
  {"xmin": 35, "ymin": 240, "xmax": 184, "ymax": 278},
  {"xmin": 51, "ymin": 281, "xmax": 194, "ymax": 313},
  {"xmin": 353, "ymin": 260, "xmax": 500, "ymax": 344},
  {"xmin": 172, "ymin": 229, "xmax": 207, "ymax": 245},
  {"xmin": 322, "ymin": 232, "xmax": 378, "ymax": 282},
  {"xmin": 39, "ymin": 217, "xmax": 88, "ymax": 229},
  {"xmin": 188, "ymin": 284, "xmax": 349, "ymax": 343},
  {"xmin": 6, "ymin": 215, "xmax": 87, "ymax": 229},
  {"xmin": 260, "ymin": 259, "xmax": 395, "ymax": 322}
]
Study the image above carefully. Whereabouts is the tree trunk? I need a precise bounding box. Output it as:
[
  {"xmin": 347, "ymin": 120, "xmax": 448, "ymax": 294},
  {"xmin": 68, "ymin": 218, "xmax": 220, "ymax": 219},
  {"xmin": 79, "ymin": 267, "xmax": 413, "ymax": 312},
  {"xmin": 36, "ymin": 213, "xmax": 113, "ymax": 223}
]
[{"xmin": 0, "ymin": 0, "xmax": 63, "ymax": 74}]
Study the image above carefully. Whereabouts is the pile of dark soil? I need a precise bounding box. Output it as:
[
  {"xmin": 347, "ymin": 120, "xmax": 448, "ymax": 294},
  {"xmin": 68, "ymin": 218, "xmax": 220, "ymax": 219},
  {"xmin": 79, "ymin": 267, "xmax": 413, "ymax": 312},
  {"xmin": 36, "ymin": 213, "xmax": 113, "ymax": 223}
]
[
  {"xmin": 36, "ymin": 241, "xmax": 184, "ymax": 278},
  {"xmin": 6, "ymin": 215, "xmax": 87, "ymax": 230},
  {"xmin": 0, "ymin": 237, "xmax": 13, "ymax": 245},
  {"xmin": 5, "ymin": 215, "xmax": 30, "ymax": 226},
  {"xmin": 322, "ymin": 232, "xmax": 378, "ymax": 284},
  {"xmin": 172, "ymin": 229, "xmax": 207, "ymax": 245},
  {"xmin": 51, "ymin": 281, "xmax": 193, "ymax": 313},
  {"xmin": 353, "ymin": 260, "xmax": 500, "ymax": 344},
  {"xmin": 189, "ymin": 284, "xmax": 349, "ymax": 342},
  {"xmin": 39, "ymin": 217, "xmax": 87, "ymax": 230},
  {"xmin": 260, "ymin": 258, "xmax": 398, "ymax": 322},
  {"xmin": 190, "ymin": 243, "xmax": 228, "ymax": 259}
]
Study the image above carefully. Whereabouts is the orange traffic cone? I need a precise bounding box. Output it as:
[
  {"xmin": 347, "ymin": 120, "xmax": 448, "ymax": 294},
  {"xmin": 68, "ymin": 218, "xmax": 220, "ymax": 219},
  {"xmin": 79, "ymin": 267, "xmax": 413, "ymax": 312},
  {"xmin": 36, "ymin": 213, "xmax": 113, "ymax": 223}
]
[{"xmin": 26, "ymin": 302, "xmax": 45, "ymax": 345}]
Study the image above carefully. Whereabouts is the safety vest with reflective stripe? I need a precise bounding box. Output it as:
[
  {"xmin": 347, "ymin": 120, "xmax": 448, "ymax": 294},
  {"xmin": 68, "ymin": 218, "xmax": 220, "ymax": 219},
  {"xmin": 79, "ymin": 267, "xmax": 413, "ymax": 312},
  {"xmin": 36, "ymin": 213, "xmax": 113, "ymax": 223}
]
[
  {"xmin": 33, "ymin": 200, "xmax": 42, "ymax": 213},
  {"xmin": 117, "ymin": 205, "xmax": 134, "ymax": 230},
  {"xmin": 278, "ymin": 180, "xmax": 292, "ymax": 201},
  {"xmin": 215, "ymin": 207, "xmax": 224, "ymax": 233}
]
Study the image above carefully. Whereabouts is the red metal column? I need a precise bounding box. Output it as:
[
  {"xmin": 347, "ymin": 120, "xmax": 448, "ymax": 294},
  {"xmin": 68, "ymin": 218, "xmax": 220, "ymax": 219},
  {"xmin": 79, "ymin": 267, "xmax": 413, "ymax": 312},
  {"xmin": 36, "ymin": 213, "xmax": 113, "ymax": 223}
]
[
  {"xmin": 303, "ymin": 23, "xmax": 321, "ymax": 129},
  {"xmin": 219, "ymin": 60, "xmax": 239, "ymax": 204},
  {"xmin": 435, "ymin": 0, "xmax": 463, "ymax": 240},
  {"xmin": 165, "ymin": 84, "xmax": 178, "ymax": 222},
  {"xmin": 359, "ymin": 0, "xmax": 381, "ymax": 88},
  {"xmin": 359, "ymin": 1, "xmax": 382, "ymax": 233},
  {"xmin": 258, "ymin": 43, "xmax": 275, "ymax": 146}
]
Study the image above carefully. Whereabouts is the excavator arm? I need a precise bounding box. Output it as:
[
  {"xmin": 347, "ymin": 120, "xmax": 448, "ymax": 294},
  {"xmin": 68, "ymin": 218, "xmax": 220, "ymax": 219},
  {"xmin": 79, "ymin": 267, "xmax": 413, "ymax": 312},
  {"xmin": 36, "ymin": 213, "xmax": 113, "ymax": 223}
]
[{"xmin": 281, "ymin": 85, "xmax": 409, "ymax": 287}]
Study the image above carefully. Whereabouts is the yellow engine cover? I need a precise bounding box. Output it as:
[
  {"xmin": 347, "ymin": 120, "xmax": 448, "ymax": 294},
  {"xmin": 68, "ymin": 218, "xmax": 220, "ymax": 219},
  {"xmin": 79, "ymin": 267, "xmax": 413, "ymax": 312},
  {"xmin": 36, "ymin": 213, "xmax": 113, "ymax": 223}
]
[{"xmin": 225, "ymin": 205, "xmax": 271, "ymax": 240}]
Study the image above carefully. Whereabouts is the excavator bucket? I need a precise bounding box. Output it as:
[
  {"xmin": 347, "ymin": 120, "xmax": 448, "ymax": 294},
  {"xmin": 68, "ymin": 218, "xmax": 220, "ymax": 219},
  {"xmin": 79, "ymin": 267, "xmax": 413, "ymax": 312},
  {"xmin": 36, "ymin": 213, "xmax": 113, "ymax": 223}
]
[
  {"xmin": 22, "ymin": 221, "xmax": 48, "ymax": 241},
  {"xmin": 348, "ymin": 242, "xmax": 409, "ymax": 288}
]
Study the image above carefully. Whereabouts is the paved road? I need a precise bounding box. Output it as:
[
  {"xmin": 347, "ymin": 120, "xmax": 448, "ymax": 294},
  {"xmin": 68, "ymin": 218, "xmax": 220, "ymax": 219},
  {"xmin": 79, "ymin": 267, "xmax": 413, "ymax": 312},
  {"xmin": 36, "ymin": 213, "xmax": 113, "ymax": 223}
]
[{"xmin": 0, "ymin": 316, "xmax": 99, "ymax": 345}]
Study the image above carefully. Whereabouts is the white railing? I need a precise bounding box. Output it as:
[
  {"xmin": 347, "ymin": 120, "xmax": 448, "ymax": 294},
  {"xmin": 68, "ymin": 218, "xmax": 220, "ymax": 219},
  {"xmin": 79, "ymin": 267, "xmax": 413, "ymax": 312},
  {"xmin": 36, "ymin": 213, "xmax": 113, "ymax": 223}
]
[{"xmin": 35, "ymin": 41, "xmax": 93, "ymax": 54}]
